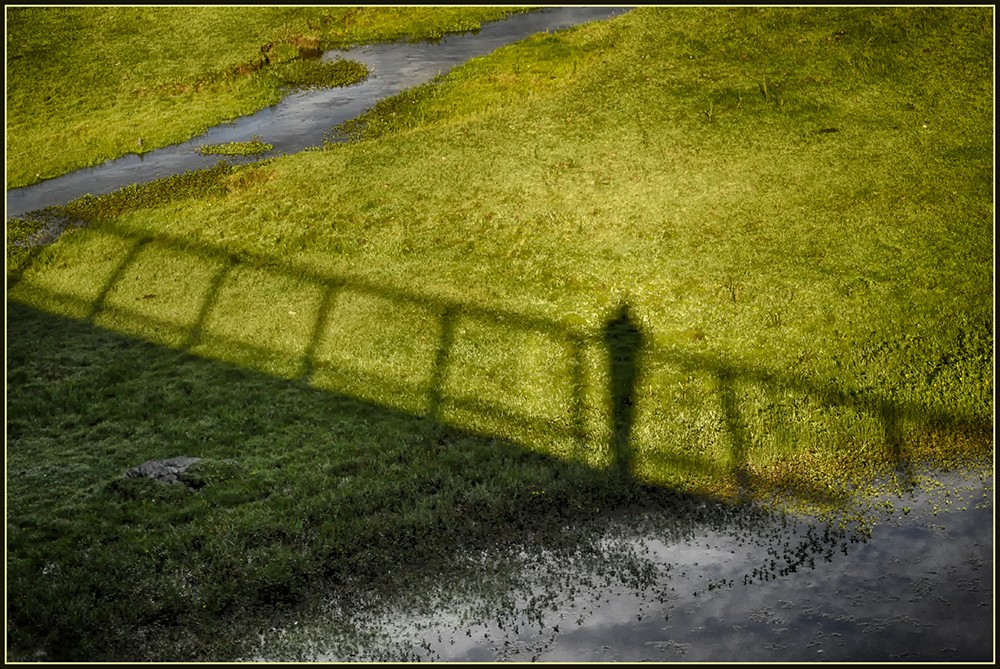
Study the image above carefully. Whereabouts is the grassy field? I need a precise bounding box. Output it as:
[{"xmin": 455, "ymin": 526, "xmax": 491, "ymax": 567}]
[
  {"xmin": 5, "ymin": 6, "xmax": 994, "ymax": 661},
  {"xmin": 5, "ymin": 6, "xmax": 527, "ymax": 188}
]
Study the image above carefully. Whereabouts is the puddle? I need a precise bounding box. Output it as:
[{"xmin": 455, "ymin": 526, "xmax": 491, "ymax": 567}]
[
  {"xmin": 248, "ymin": 469, "xmax": 992, "ymax": 662},
  {"xmin": 6, "ymin": 7, "xmax": 632, "ymax": 219}
]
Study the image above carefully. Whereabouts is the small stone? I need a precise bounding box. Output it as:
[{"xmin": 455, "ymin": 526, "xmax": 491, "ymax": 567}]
[{"xmin": 124, "ymin": 456, "xmax": 201, "ymax": 485}]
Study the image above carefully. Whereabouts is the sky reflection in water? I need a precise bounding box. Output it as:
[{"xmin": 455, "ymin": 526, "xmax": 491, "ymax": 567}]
[{"xmin": 263, "ymin": 470, "xmax": 992, "ymax": 663}]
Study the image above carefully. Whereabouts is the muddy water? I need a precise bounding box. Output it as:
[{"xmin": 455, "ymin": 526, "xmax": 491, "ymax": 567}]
[
  {"xmin": 5, "ymin": 7, "xmax": 632, "ymax": 219},
  {"xmin": 249, "ymin": 469, "xmax": 992, "ymax": 662}
]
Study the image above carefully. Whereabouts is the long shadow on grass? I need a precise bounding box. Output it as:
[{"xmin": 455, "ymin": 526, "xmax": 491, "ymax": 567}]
[
  {"xmin": 6, "ymin": 219, "xmax": 992, "ymax": 660},
  {"xmin": 5, "ymin": 300, "xmax": 767, "ymax": 662},
  {"xmin": 8, "ymin": 218, "xmax": 991, "ymax": 506}
]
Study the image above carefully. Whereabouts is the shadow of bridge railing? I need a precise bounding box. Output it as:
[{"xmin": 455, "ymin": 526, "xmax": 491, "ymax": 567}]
[{"xmin": 8, "ymin": 219, "xmax": 991, "ymax": 506}]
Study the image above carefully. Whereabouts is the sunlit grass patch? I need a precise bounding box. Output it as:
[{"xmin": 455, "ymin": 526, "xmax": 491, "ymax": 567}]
[
  {"xmin": 189, "ymin": 264, "xmax": 326, "ymax": 378},
  {"xmin": 8, "ymin": 228, "xmax": 139, "ymax": 320},
  {"xmin": 308, "ymin": 290, "xmax": 442, "ymax": 414},
  {"xmin": 432, "ymin": 315, "xmax": 583, "ymax": 461},
  {"xmin": 442, "ymin": 316, "xmax": 576, "ymax": 423},
  {"xmin": 89, "ymin": 240, "xmax": 230, "ymax": 348}
]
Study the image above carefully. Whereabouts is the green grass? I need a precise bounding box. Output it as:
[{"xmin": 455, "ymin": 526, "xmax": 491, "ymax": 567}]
[
  {"xmin": 7, "ymin": 300, "xmax": 652, "ymax": 660},
  {"xmin": 5, "ymin": 6, "xmax": 530, "ymax": 187},
  {"xmin": 5, "ymin": 5, "xmax": 993, "ymax": 662}
]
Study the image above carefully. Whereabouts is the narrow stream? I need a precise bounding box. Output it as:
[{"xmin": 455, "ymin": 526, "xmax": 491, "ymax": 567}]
[{"xmin": 5, "ymin": 7, "xmax": 632, "ymax": 220}]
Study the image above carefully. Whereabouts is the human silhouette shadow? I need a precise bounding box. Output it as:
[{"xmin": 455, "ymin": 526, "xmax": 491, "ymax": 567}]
[{"xmin": 604, "ymin": 303, "xmax": 642, "ymax": 479}]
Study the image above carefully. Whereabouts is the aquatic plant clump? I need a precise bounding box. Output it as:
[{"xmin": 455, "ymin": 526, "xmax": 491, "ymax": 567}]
[
  {"xmin": 273, "ymin": 57, "xmax": 369, "ymax": 92},
  {"xmin": 198, "ymin": 137, "xmax": 275, "ymax": 157},
  {"xmin": 61, "ymin": 161, "xmax": 240, "ymax": 221},
  {"xmin": 328, "ymin": 81, "xmax": 437, "ymax": 144}
]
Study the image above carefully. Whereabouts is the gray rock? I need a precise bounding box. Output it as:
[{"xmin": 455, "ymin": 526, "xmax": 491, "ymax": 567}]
[{"xmin": 124, "ymin": 456, "xmax": 202, "ymax": 485}]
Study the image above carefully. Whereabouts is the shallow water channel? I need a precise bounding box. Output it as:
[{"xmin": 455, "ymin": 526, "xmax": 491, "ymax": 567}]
[
  {"xmin": 249, "ymin": 469, "xmax": 992, "ymax": 662},
  {"xmin": 5, "ymin": 7, "xmax": 632, "ymax": 219}
]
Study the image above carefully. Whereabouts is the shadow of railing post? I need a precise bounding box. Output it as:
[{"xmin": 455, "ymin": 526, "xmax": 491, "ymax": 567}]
[
  {"xmin": 604, "ymin": 304, "xmax": 642, "ymax": 479},
  {"xmin": 181, "ymin": 259, "xmax": 233, "ymax": 352},
  {"xmin": 428, "ymin": 305, "xmax": 457, "ymax": 421},
  {"xmin": 568, "ymin": 333, "xmax": 588, "ymax": 460},
  {"xmin": 299, "ymin": 281, "xmax": 340, "ymax": 383},
  {"xmin": 878, "ymin": 400, "xmax": 914, "ymax": 489},
  {"xmin": 716, "ymin": 369, "xmax": 752, "ymax": 501},
  {"xmin": 84, "ymin": 236, "xmax": 151, "ymax": 324}
]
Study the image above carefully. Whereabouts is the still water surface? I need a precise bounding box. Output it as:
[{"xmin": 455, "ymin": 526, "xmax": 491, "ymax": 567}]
[
  {"xmin": 5, "ymin": 7, "xmax": 632, "ymax": 219},
  {"xmin": 251, "ymin": 469, "xmax": 992, "ymax": 662}
]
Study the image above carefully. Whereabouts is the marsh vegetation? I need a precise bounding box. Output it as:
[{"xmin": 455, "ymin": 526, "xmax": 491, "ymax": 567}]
[{"xmin": 197, "ymin": 136, "xmax": 275, "ymax": 157}]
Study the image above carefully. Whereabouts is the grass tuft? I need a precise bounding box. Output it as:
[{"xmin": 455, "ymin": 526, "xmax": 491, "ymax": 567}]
[{"xmin": 197, "ymin": 136, "xmax": 275, "ymax": 157}]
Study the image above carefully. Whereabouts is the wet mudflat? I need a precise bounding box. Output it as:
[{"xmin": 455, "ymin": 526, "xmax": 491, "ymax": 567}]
[{"xmin": 249, "ymin": 468, "xmax": 992, "ymax": 663}]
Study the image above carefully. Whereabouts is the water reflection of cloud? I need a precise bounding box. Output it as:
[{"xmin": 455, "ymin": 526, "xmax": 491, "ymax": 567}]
[{"xmin": 346, "ymin": 471, "xmax": 992, "ymax": 663}]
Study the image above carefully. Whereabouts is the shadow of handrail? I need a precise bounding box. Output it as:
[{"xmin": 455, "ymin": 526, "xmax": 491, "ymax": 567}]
[{"xmin": 8, "ymin": 218, "xmax": 991, "ymax": 506}]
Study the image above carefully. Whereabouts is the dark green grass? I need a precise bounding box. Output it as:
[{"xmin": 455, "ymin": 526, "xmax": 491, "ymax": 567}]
[{"xmin": 6, "ymin": 300, "xmax": 712, "ymax": 661}]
